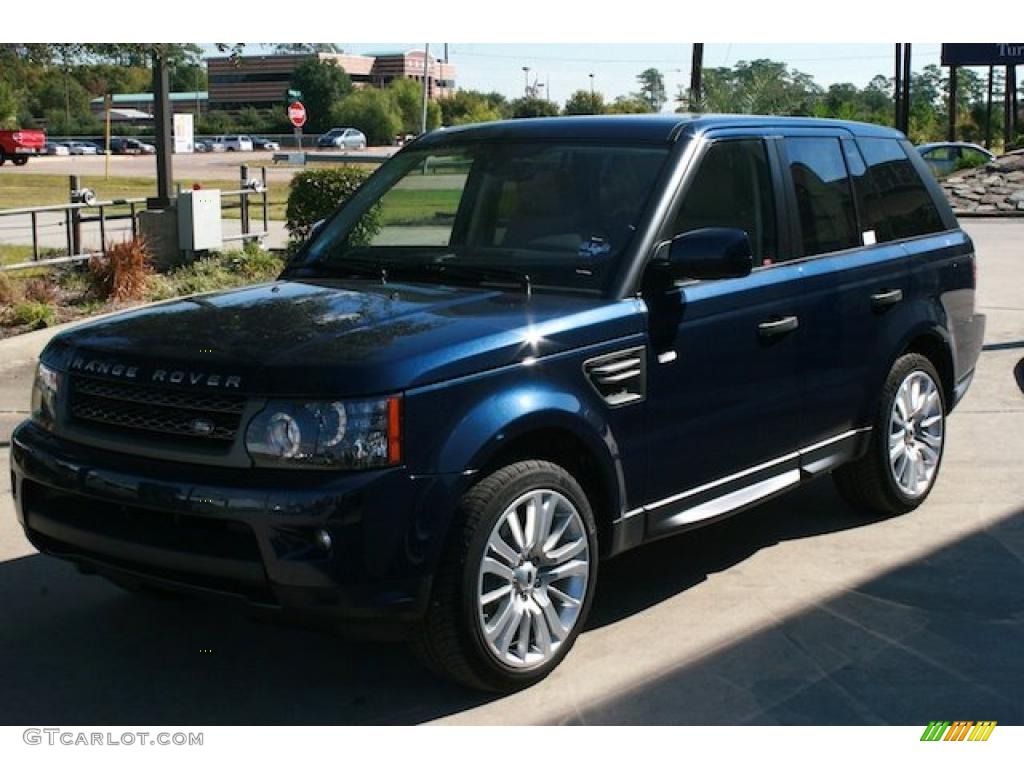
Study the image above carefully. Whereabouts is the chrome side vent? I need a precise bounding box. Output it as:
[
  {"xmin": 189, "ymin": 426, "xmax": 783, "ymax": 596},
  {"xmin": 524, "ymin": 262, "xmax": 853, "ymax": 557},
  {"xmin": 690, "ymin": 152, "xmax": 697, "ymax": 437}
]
[{"xmin": 584, "ymin": 347, "xmax": 646, "ymax": 406}]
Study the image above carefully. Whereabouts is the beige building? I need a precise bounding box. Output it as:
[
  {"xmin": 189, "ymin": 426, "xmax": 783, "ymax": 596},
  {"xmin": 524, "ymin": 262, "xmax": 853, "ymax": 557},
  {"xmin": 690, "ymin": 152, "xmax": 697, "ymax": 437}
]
[{"xmin": 207, "ymin": 50, "xmax": 456, "ymax": 110}]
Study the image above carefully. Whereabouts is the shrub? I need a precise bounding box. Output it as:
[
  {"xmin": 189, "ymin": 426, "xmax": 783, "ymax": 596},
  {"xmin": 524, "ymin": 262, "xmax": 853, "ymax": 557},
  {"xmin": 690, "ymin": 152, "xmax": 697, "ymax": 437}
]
[
  {"xmin": 285, "ymin": 167, "xmax": 379, "ymax": 245},
  {"xmin": 23, "ymin": 277, "xmax": 56, "ymax": 304},
  {"xmin": 0, "ymin": 272, "xmax": 23, "ymax": 306},
  {"xmin": 89, "ymin": 238, "xmax": 152, "ymax": 302},
  {"xmin": 12, "ymin": 300, "xmax": 55, "ymax": 328},
  {"xmin": 330, "ymin": 89, "xmax": 402, "ymax": 145}
]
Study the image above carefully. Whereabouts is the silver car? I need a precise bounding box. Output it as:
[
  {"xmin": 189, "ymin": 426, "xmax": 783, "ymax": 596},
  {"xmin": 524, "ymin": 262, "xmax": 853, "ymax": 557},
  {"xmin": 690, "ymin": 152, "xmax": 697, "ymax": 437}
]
[
  {"xmin": 917, "ymin": 142, "xmax": 995, "ymax": 177},
  {"xmin": 316, "ymin": 127, "xmax": 367, "ymax": 150}
]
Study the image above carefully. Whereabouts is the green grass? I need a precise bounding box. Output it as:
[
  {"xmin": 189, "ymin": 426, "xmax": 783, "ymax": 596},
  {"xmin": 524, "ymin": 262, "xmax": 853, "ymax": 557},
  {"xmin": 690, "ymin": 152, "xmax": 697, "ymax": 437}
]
[
  {"xmin": 0, "ymin": 174, "xmax": 287, "ymax": 221},
  {"xmin": 378, "ymin": 188, "xmax": 463, "ymax": 226}
]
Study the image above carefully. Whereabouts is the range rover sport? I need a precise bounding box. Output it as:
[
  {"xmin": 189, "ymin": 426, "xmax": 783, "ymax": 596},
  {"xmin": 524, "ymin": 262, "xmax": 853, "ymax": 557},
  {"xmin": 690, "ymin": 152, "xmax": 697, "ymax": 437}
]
[{"xmin": 11, "ymin": 115, "xmax": 985, "ymax": 691}]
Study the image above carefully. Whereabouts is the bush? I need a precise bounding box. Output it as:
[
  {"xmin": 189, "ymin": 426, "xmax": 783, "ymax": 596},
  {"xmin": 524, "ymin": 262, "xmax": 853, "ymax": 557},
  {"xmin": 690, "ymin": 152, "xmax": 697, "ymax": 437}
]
[
  {"xmin": 285, "ymin": 167, "xmax": 379, "ymax": 244},
  {"xmin": 12, "ymin": 300, "xmax": 55, "ymax": 328},
  {"xmin": 88, "ymin": 238, "xmax": 152, "ymax": 302},
  {"xmin": 0, "ymin": 272, "xmax": 22, "ymax": 306},
  {"xmin": 145, "ymin": 248, "xmax": 285, "ymax": 302},
  {"xmin": 23, "ymin": 277, "xmax": 56, "ymax": 304},
  {"xmin": 330, "ymin": 89, "xmax": 402, "ymax": 145}
]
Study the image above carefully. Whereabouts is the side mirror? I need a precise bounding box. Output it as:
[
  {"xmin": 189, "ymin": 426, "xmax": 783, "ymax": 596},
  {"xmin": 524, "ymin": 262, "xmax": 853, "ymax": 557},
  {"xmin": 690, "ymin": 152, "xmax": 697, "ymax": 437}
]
[{"xmin": 663, "ymin": 227, "xmax": 753, "ymax": 280}]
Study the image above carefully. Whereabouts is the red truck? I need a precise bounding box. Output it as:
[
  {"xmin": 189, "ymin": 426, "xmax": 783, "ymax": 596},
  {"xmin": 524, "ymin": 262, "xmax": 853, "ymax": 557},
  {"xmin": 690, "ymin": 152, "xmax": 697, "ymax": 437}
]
[{"xmin": 0, "ymin": 129, "xmax": 46, "ymax": 166}]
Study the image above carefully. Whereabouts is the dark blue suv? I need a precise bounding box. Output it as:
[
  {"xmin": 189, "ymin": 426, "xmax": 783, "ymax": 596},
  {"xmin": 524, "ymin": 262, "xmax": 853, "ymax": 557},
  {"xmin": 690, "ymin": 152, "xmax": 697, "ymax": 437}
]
[{"xmin": 10, "ymin": 115, "xmax": 985, "ymax": 690}]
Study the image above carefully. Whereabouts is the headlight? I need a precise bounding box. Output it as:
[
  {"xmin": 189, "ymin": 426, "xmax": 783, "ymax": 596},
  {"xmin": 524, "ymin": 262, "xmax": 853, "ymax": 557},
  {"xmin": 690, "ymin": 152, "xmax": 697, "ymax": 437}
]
[
  {"xmin": 245, "ymin": 396, "xmax": 401, "ymax": 469},
  {"xmin": 31, "ymin": 362, "xmax": 60, "ymax": 430}
]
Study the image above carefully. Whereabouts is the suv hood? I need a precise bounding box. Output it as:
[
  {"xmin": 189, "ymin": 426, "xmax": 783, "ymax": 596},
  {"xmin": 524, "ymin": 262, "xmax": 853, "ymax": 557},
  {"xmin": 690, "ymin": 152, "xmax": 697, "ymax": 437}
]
[{"xmin": 46, "ymin": 279, "xmax": 643, "ymax": 396}]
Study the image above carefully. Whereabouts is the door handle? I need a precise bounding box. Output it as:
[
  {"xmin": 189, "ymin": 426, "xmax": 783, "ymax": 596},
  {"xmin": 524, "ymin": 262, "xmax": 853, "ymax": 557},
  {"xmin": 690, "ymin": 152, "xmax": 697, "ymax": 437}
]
[
  {"xmin": 757, "ymin": 315, "xmax": 799, "ymax": 337},
  {"xmin": 871, "ymin": 288, "xmax": 903, "ymax": 309}
]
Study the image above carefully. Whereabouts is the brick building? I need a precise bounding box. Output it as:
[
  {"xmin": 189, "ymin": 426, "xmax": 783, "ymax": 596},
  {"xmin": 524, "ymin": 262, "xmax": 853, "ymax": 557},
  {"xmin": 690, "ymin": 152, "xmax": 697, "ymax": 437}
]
[{"xmin": 206, "ymin": 50, "xmax": 456, "ymax": 111}]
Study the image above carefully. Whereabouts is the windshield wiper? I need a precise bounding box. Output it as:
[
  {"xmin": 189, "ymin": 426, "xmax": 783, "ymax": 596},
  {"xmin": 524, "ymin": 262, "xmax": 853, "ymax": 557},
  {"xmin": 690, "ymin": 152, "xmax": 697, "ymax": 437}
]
[{"xmin": 398, "ymin": 262, "xmax": 533, "ymax": 297}]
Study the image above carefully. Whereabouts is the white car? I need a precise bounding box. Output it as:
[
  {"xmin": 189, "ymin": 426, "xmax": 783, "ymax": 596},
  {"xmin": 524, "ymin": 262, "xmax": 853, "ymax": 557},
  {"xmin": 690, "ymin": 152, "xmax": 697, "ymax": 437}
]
[
  {"xmin": 62, "ymin": 141, "xmax": 99, "ymax": 155},
  {"xmin": 214, "ymin": 135, "xmax": 254, "ymax": 152},
  {"xmin": 44, "ymin": 141, "xmax": 70, "ymax": 156}
]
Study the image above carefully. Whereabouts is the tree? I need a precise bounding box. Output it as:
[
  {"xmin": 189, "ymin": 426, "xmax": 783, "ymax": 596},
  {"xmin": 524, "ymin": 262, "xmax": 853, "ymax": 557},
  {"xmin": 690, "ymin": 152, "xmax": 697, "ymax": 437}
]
[
  {"xmin": 607, "ymin": 94, "xmax": 653, "ymax": 114},
  {"xmin": 388, "ymin": 77, "xmax": 442, "ymax": 134},
  {"xmin": 331, "ymin": 89, "xmax": 402, "ymax": 145},
  {"xmin": 636, "ymin": 68, "xmax": 667, "ymax": 112},
  {"xmin": 563, "ymin": 89, "xmax": 605, "ymax": 115},
  {"xmin": 0, "ymin": 80, "xmax": 18, "ymax": 129},
  {"xmin": 509, "ymin": 96, "xmax": 560, "ymax": 118},
  {"xmin": 439, "ymin": 90, "xmax": 507, "ymax": 124},
  {"xmin": 275, "ymin": 43, "xmax": 343, "ymax": 54},
  {"xmin": 290, "ymin": 58, "xmax": 352, "ymax": 133}
]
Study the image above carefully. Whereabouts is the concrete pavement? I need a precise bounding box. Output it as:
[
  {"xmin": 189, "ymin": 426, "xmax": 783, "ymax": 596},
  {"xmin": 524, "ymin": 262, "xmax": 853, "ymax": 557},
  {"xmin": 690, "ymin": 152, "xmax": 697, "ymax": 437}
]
[{"xmin": 0, "ymin": 219, "xmax": 1021, "ymax": 725}]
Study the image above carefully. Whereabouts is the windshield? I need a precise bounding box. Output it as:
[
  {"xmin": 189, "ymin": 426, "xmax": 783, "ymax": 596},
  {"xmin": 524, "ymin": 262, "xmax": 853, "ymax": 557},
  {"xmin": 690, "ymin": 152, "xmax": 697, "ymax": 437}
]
[{"xmin": 295, "ymin": 141, "xmax": 670, "ymax": 294}]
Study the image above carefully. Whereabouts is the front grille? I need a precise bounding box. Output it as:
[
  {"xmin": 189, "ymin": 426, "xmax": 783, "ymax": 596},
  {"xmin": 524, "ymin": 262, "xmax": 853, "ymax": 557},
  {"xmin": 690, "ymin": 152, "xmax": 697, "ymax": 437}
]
[{"xmin": 69, "ymin": 374, "xmax": 246, "ymax": 448}]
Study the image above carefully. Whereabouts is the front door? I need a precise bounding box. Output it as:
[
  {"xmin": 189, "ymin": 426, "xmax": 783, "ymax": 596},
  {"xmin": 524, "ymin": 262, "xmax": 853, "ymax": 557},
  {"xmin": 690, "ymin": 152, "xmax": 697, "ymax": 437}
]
[{"xmin": 641, "ymin": 137, "xmax": 808, "ymax": 538}]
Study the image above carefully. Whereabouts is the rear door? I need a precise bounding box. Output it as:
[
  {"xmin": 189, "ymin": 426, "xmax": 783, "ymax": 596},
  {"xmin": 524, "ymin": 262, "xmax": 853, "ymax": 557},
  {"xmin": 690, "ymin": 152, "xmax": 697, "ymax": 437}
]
[
  {"xmin": 781, "ymin": 134, "xmax": 915, "ymax": 469},
  {"xmin": 641, "ymin": 135, "xmax": 811, "ymax": 537}
]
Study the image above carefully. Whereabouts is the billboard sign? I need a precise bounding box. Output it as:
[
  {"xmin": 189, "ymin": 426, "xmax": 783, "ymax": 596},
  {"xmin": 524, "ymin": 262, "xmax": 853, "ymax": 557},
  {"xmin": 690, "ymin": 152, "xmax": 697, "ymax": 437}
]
[
  {"xmin": 173, "ymin": 113, "xmax": 194, "ymax": 154},
  {"xmin": 941, "ymin": 44, "xmax": 1024, "ymax": 66}
]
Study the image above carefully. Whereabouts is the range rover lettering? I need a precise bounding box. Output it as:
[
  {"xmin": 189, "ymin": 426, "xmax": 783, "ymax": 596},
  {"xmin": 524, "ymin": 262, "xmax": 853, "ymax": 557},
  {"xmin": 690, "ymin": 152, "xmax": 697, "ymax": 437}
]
[{"xmin": 10, "ymin": 116, "xmax": 985, "ymax": 691}]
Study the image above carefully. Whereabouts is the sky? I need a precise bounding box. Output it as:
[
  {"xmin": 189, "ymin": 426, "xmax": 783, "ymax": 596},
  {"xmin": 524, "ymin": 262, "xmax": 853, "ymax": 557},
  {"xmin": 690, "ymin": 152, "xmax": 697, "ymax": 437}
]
[{"xmin": 335, "ymin": 43, "xmax": 949, "ymax": 107}]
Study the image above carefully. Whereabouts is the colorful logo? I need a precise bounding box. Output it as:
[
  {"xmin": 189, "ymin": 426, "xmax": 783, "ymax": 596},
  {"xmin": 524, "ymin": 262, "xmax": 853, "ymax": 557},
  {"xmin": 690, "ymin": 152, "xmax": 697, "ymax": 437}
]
[{"xmin": 920, "ymin": 721, "xmax": 997, "ymax": 741}]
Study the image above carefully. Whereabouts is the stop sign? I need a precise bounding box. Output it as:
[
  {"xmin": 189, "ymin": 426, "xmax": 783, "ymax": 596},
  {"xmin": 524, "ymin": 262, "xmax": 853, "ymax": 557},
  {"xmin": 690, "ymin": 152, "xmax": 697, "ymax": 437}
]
[{"xmin": 287, "ymin": 101, "xmax": 307, "ymax": 128}]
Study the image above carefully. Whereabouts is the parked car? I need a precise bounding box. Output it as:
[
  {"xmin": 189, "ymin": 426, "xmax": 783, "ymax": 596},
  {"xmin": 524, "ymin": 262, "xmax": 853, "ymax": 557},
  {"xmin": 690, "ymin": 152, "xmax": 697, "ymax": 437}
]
[
  {"xmin": 195, "ymin": 138, "xmax": 225, "ymax": 153},
  {"xmin": 214, "ymin": 135, "xmax": 254, "ymax": 152},
  {"xmin": 61, "ymin": 141, "xmax": 99, "ymax": 156},
  {"xmin": 316, "ymin": 127, "xmax": 367, "ymax": 149},
  {"xmin": 11, "ymin": 116, "xmax": 985, "ymax": 691},
  {"xmin": 251, "ymin": 136, "xmax": 280, "ymax": 151},
  {"xmin": 109, "ymin": 137, "xmax": 146, "ymax": 155},
  {"xmin": 44, "ymin": 140, "xmax": 69, "ymax": 156},
  {"xmin": 0, "ymin": 129, "xmax": 46, "ymax": 165},
  {"xmin": 917, "ymin": 142, "xmax": 995, "ymax": 177}
]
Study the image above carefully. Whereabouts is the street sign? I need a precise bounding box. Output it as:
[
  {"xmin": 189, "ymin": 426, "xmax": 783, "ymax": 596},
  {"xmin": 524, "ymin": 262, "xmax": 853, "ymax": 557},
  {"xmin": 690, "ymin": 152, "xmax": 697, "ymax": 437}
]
[
  {"xmin": 288, "ymin": 101, "xmax": 307, "ymax": 128},
  {"xmin": 941, "ymin": 43, "xmax": 1024, "ymax": 66}
]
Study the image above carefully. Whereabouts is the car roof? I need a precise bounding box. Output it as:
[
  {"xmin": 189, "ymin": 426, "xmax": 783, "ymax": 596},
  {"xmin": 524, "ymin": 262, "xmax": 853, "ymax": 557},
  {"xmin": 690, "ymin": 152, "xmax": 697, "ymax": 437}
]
[{"xmin": 415, "ymin": 114, "xmax": 904, "ymax": 147}]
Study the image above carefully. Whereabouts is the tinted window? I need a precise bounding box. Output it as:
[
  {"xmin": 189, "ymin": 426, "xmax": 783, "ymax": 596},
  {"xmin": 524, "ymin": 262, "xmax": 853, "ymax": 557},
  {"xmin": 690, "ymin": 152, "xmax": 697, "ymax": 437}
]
[
  {"xmin": 785, "ymin": 137, "xmax": 859, "ymax": 256},
  {"xmin": 856, "ymin": 138, "xmax": 945, "ymax": 241},
  {"xmin": 671, "ymin": 139, "xmax": 777, "ymax": 266}
]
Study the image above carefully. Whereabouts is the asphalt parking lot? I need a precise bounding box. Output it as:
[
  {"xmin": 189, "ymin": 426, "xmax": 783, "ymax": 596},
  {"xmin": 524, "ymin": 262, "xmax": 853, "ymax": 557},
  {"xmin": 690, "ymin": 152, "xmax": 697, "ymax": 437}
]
[{"xmin": 0, "ymin": 218, "xmax": 1021, "ymax": 725}]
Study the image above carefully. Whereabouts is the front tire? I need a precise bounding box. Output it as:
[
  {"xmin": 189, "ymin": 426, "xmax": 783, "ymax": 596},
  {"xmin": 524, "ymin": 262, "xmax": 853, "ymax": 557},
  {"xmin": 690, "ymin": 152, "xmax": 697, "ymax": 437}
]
[
  {"xmin": 12, "ymin": 156, "xmax": 28, "ymax": 166},
  {"xmin": 414, "ymin": 460, "xmax": 598, "ymax": 691},
  {"xmin": 834, "ymin": 353, "xmax": 946, "ymax": 515}
]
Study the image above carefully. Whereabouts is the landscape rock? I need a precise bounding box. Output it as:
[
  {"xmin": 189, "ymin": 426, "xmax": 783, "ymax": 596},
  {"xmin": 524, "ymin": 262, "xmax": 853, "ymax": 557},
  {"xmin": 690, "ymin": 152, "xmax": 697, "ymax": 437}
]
[{"xmin": 941, "ymin": 150, "xmax": 1024, "ymax": 215}]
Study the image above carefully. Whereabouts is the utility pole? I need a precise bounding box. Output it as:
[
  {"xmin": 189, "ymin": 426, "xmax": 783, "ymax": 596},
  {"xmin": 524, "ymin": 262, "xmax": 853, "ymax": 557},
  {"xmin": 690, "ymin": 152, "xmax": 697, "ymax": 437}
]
[
  {"xmin": 985, "ymin": 65, "xmax": 994, "ymax": 149},
  {"xmin": 589, "ymin": 72, "xmax": 595, "ymax": 98},
  {"xmin": 689, "ymin": 43, "xmax": 704, "ymax": 111},
  {"xmin": 1005, "ymin": 66, "xmax": 1014, "ymax": 147},
  {"xmin": 151, "ymin": 49, "xmax": 174, "ymax": 208},
  {"xmin": 948, "ymin": 64, "xmax": 958, "ymax": 142},
  {"xmin": 522, "ymin": 66, "xmax": 531, "ymax": 97},
  {"xmin": 420, "ymin": 43, "xmax": 430, "ymax": 135},
  {"xmin": 902, "ymin": 43, "xmax": 912, "ymax": 134},
  {"xmin": 894, "ymin": 44, "xmax": 903, "ymax": 130}
]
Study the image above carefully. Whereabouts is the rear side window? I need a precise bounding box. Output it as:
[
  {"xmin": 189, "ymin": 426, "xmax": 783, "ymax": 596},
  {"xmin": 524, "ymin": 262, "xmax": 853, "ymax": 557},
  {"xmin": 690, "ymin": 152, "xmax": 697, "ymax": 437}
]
[
  {"xmin": 784, "ymin": 138, "xmax": 859, "ymax": 257},
  {"xmin": 854, "ymin": 138, "xmax": 946, "ymax": 241}
]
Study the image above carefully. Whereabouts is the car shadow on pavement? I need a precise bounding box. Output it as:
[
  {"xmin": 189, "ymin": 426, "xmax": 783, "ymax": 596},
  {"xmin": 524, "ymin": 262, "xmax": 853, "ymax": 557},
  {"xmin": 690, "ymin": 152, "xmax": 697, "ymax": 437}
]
[
  {"xmin": 0, "ymin": 477, "xmax": 892, "ymax": 725},
  {"xmin": 556, "ymin": 505, "xmax": 1024, "ymax": 725}
]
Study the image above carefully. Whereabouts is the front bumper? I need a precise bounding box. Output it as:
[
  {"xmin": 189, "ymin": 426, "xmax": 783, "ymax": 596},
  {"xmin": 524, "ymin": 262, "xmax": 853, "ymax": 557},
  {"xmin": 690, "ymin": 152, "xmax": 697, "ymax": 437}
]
[{"xmin": 10, "ymin": 421, "xmax": 462, "ymax": 634}]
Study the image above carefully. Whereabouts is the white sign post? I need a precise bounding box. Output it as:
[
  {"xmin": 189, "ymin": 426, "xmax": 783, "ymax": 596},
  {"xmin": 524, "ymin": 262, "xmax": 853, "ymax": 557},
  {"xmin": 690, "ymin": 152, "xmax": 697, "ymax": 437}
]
[{"xmin": 173, "ymin": 113, "xmax": 194, "ymax": 154}]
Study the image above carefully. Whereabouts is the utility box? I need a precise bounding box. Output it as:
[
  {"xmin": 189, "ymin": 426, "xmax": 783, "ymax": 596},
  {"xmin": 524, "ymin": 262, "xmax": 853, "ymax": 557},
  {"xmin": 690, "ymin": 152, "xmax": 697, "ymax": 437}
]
[{"xmin": 178, "ymin": 189, "xmax": 222, "ymax": 252}]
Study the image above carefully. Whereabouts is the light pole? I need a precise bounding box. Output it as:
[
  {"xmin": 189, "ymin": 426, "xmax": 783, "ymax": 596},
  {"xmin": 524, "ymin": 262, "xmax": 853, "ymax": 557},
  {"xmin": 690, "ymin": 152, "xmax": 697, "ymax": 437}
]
[
  {"xmin": 420, "ymin": 43, "xmax": 430, "ymax": 135},
  {"xmin": 588, "ymin": 73, "xmax": 595, "ymax": 98},
  {"xmin": 522, "ymin": 66, "xmax": 531, "ymax": 97}
]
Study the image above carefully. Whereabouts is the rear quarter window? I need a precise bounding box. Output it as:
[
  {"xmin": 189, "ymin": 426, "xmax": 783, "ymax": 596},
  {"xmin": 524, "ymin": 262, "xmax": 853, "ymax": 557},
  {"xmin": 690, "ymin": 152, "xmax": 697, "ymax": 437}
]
[{"xmin": 852, "ymin": 138, "xmax": 946, "ymax": 241}]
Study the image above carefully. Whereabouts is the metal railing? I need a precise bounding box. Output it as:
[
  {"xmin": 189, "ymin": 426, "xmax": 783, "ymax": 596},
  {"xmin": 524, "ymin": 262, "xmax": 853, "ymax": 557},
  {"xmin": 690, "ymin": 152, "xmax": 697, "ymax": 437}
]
[{"xmin": 1, "ymin": 167, "xmax": 269, "ymax": 272}]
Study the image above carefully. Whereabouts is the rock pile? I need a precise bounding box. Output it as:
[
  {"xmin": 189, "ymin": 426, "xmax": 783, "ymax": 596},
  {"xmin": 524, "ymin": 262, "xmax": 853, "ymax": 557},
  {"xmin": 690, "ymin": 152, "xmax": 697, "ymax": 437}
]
[{"xmin": 941, "ymin": 150, "xmax": 1024, "ymax": 214}]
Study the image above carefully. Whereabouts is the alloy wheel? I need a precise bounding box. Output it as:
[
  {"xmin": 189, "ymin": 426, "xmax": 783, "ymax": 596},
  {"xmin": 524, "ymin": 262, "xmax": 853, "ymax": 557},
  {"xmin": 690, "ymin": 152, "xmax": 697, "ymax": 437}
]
[
  {"xmin": 476, "ymin": 488, "xmax": 590, "ymax": 669},
  {"xmin": 888, "ymin": 370, "xmax": 944, "ymax": 497}
]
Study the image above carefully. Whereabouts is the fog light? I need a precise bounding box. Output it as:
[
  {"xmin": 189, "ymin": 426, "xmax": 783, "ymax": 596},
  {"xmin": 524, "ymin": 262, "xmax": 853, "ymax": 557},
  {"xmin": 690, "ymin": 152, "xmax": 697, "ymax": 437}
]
[{"xmin": 315, "ymin": 529, "xmax": 333, "ymax": 551}]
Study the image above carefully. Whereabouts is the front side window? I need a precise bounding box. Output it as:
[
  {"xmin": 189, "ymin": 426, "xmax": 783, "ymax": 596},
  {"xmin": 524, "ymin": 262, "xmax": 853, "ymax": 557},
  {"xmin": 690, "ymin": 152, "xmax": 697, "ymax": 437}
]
[
  {"xmin": 784, "ymin": 137, "xmax": 859, "ymax": 257},
  {"xmin": 670, "ymin": 139, "xmax": 777, "ymax": 266},
  {"xmin": 299, "ymin": 142, "xmax": 670, "ymax": 294}
]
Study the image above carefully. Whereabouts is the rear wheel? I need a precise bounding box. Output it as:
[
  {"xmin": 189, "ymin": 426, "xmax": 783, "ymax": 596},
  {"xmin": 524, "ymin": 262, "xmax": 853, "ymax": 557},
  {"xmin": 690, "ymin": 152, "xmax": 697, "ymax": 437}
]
[
  {"xmin": 0, "ymin": 148, "xmax": 6, "ymax": 165},
  {"xmin": 834, "ymin": 353, "xmax": 946, "ymax": 515},
  {"xmin": 12, "ymin": 156, "xmax": 28, "ymax": 166},
  {"xmin": 414, "ymin": 460, "xmax": 598, "ymax": 691}
]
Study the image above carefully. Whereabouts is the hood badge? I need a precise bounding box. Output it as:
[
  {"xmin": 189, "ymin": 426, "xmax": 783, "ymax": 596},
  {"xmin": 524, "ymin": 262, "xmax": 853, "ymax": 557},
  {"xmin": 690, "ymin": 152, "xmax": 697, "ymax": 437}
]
[
  {"xmin": 189, "ymin": 418, "xmax": 216, "ymax": 436},
  {"xmin": 70, "ymin": 357, "xmax": 242, "ymax": 389}
]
